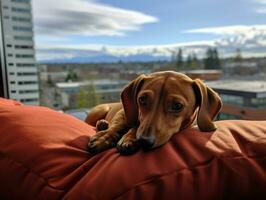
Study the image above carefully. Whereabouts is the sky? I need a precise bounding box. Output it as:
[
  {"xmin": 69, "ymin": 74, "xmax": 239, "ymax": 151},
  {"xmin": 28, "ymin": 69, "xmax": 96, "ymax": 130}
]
[{"xmin": 32, "ymin": 0, "xmax": 266, "ymax": 61}]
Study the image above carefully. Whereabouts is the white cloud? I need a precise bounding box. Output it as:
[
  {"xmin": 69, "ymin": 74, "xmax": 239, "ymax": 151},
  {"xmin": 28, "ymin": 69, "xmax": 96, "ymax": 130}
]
[
  {"xmin": 32, "ymin": 0, "xmax": 158, "ymax": 37},
  {"xmin": 36, "ymin": 40, "xmax": 214, "ymax": 60},
  {"xmin": 36, "ymin": 24, "xmax": 266, "ymax": 62},
  {"xmin": 256, "ymin": 8, "xmax": 266, "ymax": 13},
  {"xmin": 253, "ymin": 0, "xmax": 266, "ymax": 13},
  {"xmin": 254, "ymin": 0, "xmax": 266, "ymax": 4},
  {"xmin": 185, "ymin": 25, "xmax": 266, "ymax": 35}
]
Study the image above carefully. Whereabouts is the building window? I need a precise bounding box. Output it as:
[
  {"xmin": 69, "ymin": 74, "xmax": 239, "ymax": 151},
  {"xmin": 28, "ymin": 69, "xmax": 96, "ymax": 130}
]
[
  {"xmin": 11, "ymin": 90, "xmax": 17, "ymax": 93},
  {"xmin": 18, "ymin": 81, "xmax": 37, "ymax": 85},
  {"xmin": 20, "ymin": 98, "xmax": 38, "ymax": 103},
  {"xmin": 11, "ymin": 0, "xmax": 30, "ymax": 3},
  {"xmin": 9, "ymin": 72, "xmax": 15, "ymax": 75},
  {"xmin": 4, "ymin": 16, "xmax": 10, "ymax": 19},
  {"xmin": 16, "ymin": 54, "xmax": 34, "ymax": 58},
  {"xmin": 14, "ymin": 36, "xmax": 32, "ymax": 41},
  {"xmin": 16, "ymin": 63, "xmax": 35, "ymax": 67},
  {"xmin": 10, "ymin": 81, "xmax": 16, "ymax": 84},
  {"xmin": 17, "ymin": 72, "xmax": 37, "ymax": 76},
  {"xmin": 8, "ymin": 63, "xmax": 14, "ymax": 66},
  {"xmin": 251, "ymin": 98, "xmax": 266, "ymax": 108},
  {"xmin": 11, "ymin": 7, "xmax": 30, "ymax": 13},
  {"xmin": 217, "ymin": 113, "xmax": 241, "ymax": 120},
  {"xmin": 15, "ymin": 45, "xmax": 33, "ymax": 49},
  {"xmin": 3, "ymin": 6, "xmax": 9, "ymax": 9},
  {"xmin": 6, "ymin": 44, "xmax": 12, "ymax": 48},
  {"xmin": 13, "ymin": 26, "xmax": 32, "ymax": 32},
  {"xmin": 12, "ymin": 16, "xmax": 31, "ymax": 22},
  {"xmin": 220, "ymin": 94, "xmax": 244, "ymax": 106},
  {"xmin": 19, "ymin": 90, "xmax": 38, "ymax": 94},
  {"xmin": 8, "ymin": 54, "xmax": 13, "ymax": 57}
]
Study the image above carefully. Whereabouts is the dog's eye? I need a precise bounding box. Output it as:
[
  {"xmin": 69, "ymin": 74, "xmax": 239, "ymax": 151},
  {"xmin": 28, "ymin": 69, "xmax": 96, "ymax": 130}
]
[
  {"xmin": 139, "ymin": 95, "xmax": 148, "ymax": 106},
  {"xmin": 168, "ymin": 102, "xmax": 183, "ymax": 113}
]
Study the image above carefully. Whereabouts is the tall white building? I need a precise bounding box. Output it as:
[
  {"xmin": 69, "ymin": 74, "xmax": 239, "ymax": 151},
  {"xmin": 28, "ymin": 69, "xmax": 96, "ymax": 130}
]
[{"xmin": 0, "ymin": 0, "xmax": 39, "ymax": 105}]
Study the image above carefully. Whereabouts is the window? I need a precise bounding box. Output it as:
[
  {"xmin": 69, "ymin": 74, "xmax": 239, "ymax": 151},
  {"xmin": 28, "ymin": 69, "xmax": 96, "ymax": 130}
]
[
  {"xmin": 11, "ymin": 7, "xmax": 30, "ymax": 13},
  {"xmin": 19, "ymin": 90, "xmax": 38, "ymax": 94},
  {"xmin": 220, "ymin": 94, "xmax": 244, "ymax": 106},
  {"xmin": 20, "ymin": 98, "xmax": 39, "ymax": 103},
  {"xmin": 4, "ymin": 16, "xmax": 10, "ymax": 19},
  {"xmin": 3, "ymin": 6, "xmax": 9, "ymax": 9},
  {"xmin": 15, "ymin": 54, "xmax": 34, "ymax": 58},
  {"xmin": 15, "ymin": 45, "xmax": 33, "ymax": 49},
  {"xmin": 17, "ymin": 72, "xmax": 37, "ymax": 76},
  {"xmin": 16, "ymin": 63, "xmax": 35, "ymax": 67},
  {"xmin": 251, "ymin": 97, "xmax": 266, "ymax": 108},
  {"xmin": 11, "ymin": 0, "xmax": 30, "ymax": 3},
  {"xmin": 8, "ymin": 63, "xmax": 14, "ymax": 66},
  {"xmin": 13, "ymin": 26, "xmax": 32, "ymax": 32},
  {"xmin": 6, "ymin": 44, "xmax": 12, "ymax": 48},
  {"xmin": 218, "ymin": 113, "xmax": 241, "ymax": 120},
  {"xmin": 11, "ymin": 90, "xmax": 17, "ymax": 93},
  {"xmin": 14, "ymin": 36, "xmax": 32, "ymax": 41},
  {"xmin": 8, "ymin": 54, "xmax": 13, "ymax": 57},
  {"xmin": 9, "ymin": 72, "xmax": 15, "ymax": 75},
  {"xmin": 12, "ymin": 16, "xmax": 31, "ymax": 22},
  {"xmin": 10, "ymin": 81, "xmax": 16, "ymax": 84},
  {"xmin": 18, "ymin": 81, "xmax": 37, "ymax": 85}
]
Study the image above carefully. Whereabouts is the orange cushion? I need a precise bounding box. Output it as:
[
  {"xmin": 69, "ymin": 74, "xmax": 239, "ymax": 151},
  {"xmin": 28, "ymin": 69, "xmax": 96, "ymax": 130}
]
[{"xmin": 0, "ymin": 98, "xmax": 265, "ymax": 199}]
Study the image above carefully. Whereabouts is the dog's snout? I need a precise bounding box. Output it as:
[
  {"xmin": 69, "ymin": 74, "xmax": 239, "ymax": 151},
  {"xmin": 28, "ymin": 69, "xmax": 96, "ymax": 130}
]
[{"xmin": 139, "ymin": 135, "xmax": 155, "ymax": 149}]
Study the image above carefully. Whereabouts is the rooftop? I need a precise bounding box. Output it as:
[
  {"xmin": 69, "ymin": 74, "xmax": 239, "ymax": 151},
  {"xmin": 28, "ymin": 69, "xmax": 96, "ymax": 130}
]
[
  {"xmin": 184, "ymin": 70, "xmax": 222, "ymax": 74},
  {"xmin": 207, "ymin": 80, "xmax": 266, "ymax": 97},
  {"xmin": 56, "ymin": 79, "xmax": 129, "ymax": 89}
]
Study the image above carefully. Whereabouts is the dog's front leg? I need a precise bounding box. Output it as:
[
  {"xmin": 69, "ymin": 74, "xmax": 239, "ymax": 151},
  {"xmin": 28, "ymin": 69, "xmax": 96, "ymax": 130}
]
[
  {"xmin": 117, "ymin": 127, "xmax": 140, "ymax": 155},
  {"xmin": 88, "ymin": 109, "xmax": 128, "ymax": 154}
]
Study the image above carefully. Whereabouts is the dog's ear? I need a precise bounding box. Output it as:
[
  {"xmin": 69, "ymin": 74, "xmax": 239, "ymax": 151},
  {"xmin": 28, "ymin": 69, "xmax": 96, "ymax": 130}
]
[
  {"xmin": 121, "ymin": 74, "xmax": 147, "ymax": 126},
  {"xmin": 193, "ymin": 79, "xmax": 222, "ymax": 132}
]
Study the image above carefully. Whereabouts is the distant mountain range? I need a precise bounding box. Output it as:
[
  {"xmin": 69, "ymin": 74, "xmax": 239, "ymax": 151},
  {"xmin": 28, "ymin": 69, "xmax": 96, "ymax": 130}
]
[
  {"xmin": 37, "ymin": 28, "xmax": 266, "ymax": 63},
  {"xmin": 40, "ymin": 54, "xmax": 170, "ymax": 63}
]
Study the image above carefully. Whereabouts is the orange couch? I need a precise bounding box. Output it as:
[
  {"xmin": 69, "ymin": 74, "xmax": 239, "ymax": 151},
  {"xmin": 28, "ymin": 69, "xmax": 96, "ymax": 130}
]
[{"xmin": 0, "ymin": 98, "xmax": 265, "ymax": 199}]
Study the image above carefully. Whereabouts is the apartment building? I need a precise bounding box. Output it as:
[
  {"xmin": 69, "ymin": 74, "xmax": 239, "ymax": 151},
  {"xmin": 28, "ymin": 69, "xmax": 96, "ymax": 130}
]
[
  {"xmin": 56, "ymin": 79, "xmax": 129, "ymax": 109},
  {"xmin": 208, "ymin": 80, "xmax": 266, "ymax": 120},
  {"xmin": 0, "ymin": 0, "xmax": 39, "ymax": 105}
]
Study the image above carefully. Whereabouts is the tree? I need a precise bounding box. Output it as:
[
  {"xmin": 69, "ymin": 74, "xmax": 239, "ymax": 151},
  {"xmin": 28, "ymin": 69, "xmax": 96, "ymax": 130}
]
[
  {"xmin": 204, "ymin": 48, "xmax": 213, "ymax": 69},
  {"xmin": 77, "ymin": 88, "xmax": 89, "ymax": 108},
  {"xmin": 190, "ymin": 53, "xmax": 199, "ymax": 69},
  {"xmin": 47, "ymin": 76, "xmax": 54, "ymax": 86},
  {"xmin": 86, "ymin": 80, "xmax": 100, "ymax": 108},
  {"xmin": 234, "ymin": 48, "xmax": 242, "ymax": 62},
  {"xmin": 204, "ymin": 48, "xmax": 221, "ymax": 69},
  {"xmin": 186, "ymin": 54, "xmax": 193, "ymax": 69},
  {"xmin": 212, "ymin": 48, "xmax": 221, "ymax": 69},
  {"xmin": 76, "ymin": 78, "xmax": 100, "ymax": 109},
  {"xmin": 65, "ymin": 69, "xmax": 78, "ymax": 82},
  {"xmin": 176, "ymin": 49, "xmax": 183, "ymax": 71}
]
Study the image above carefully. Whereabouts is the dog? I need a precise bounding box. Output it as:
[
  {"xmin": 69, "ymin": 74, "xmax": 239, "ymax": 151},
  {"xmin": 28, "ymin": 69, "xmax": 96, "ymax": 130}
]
[{"xmin": 86, "ymin": 71, "xmax": 222, "ymax": 155}]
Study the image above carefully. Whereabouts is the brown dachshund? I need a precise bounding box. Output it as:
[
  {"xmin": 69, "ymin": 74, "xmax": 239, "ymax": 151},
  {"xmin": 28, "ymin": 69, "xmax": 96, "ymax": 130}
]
[{"xmin": 86, "ymin": 71, "xmax": 222, "ymax": 155}]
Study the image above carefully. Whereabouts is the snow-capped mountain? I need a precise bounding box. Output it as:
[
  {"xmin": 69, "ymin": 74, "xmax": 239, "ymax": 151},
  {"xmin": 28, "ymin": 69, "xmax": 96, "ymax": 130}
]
[{"xmin": 37, "ymin": 26, "xmax": 266, "ymax": 63}]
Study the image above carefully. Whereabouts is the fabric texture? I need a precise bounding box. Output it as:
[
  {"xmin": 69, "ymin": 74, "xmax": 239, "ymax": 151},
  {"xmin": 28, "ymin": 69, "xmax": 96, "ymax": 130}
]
[{"xmin": 0, "ymin": 98, "xmax": 265, "ymax": 200}]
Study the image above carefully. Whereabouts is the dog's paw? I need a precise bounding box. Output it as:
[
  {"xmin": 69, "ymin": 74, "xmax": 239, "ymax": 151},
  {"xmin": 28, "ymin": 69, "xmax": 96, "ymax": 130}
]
[
  {"xmin": 96, "ymin": 119, "xmax": 109, "ymax": 132},
  {"xmin": 117, "ymin": 135, "xmax": 141, "ymax": 155},
  {"xmin": 88, "ymin": 130, "xmax": 120, "ymax": 154}
]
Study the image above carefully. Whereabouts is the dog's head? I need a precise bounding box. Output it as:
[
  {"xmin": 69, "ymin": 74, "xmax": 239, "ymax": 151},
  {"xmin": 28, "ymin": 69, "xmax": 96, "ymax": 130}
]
[{"xmin": 121, "ymin": 71, "xmax": 222, "ymax": 149}]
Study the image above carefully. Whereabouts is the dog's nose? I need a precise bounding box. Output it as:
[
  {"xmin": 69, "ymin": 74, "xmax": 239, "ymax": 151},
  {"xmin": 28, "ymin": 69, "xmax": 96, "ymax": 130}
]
[{"xmin": 139, "ymin": 135, "xmax": 155, "ymax": 149}]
